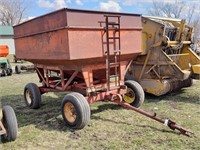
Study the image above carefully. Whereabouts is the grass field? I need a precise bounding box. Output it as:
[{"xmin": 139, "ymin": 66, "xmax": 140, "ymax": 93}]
[{"xmin": 0, "ymin": 65, "xmax": 200, "ymax": 150}]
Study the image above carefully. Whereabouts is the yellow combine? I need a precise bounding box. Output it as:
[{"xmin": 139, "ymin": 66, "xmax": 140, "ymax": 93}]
[{"xmin": 126, "ymin": 16, "xmax": 200, "ymax": 96}]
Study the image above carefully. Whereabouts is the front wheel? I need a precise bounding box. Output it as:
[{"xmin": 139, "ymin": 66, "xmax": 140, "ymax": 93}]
[
  {"xmin": 123, "ymin": 80, "xmax": 144, "ymax": 108},
  {"xmin": 2, "ymin": 105, "xmax": 18, "ymax": 141},
  {"xmin": 24, "ymin": 83, "xmax": 41, "ymax": 109},
  {"xmin": 61, "ymin": 92, "xmax": 90, "ymax": 129}
]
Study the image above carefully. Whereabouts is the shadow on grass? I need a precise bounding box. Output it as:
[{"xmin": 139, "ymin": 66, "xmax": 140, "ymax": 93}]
[
  {"xmin": 136, "ymin": 125, "xmax": 182, "ymax": 136},
  {"xmin": 1, "ymin": 93, "xmax": 71, "ymax": 132},
  {"xmin": 91, "ymin": 103, "xmax": 132, "ymax": 126},
  {"xmin": 145, "ymin": 89, "xmax": 200, "ymax": 105},
  {"xmin": 0, "ymin": 93, "xmax": 127, "ymax": 132},
  {"xmin": 91, "ymin": 103, "xmax": 122, "ymax": 114},
  {"xmin": 91, "ymin": 115, "xmax": 132, "ymax": 126},
  {"xmin": 1, "ymin": 89, "xmax": 199, "ymax": 134},
  {"xmin": 1, "ymin": 92, "xmax": 137, "ymax": 132}
]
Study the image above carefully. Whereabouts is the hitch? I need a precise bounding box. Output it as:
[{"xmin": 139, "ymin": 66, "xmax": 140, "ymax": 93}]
[
  {"xmin": 164, "ymin": 119, "xmax": 194, "ymax": 137},
  {"xmin": 113, "ymin": 100, "xmax": 194, "ymax": 137}
]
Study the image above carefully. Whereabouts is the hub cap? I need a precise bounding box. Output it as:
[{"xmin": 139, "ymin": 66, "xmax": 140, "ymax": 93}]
[
  {"xmin": 123, "ymin": 88, "xmax": 135, "ymax": 103},
  {"xmin": 25, "ymin": 90, "xmax": 32, "ymax": 105},
  {"xmin": 64, "ymin": 102, "xmax": 77, "ymax": 123}
]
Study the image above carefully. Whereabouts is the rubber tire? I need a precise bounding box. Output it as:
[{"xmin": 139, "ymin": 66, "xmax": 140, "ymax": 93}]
[
  {"xmin": 7, "ymin": 68, "xmax": 12, "ymax": 76},
  {"xmin": 2, "ymin": 105, "xmax": 18, "ymax": 141},
  {"xmin": 1, "ymin": 70, "xmax": 6, "ymax": 77},
  {"xmin": 24, "ymin": 83, "xmax": 41, "ymax": 109},
  {"xmin": 61, "ymin": 92, "xmax": 91, "ymax": 129},
  {"xmin": 124, "ymin": 80, "xmax": 145, "ymax": 108},
  {"xmin": 15, "ymin": 65, "xmax": 21, "ymax": 74},
  {"xmin": 14, "ymin": 58, "xmax": 17, "ymax": 63}
]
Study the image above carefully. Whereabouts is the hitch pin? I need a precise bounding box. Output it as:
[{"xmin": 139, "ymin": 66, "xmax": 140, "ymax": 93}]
[{"xmin": 164, "ymin": 119, "xmax": 195, "ymax": 137}]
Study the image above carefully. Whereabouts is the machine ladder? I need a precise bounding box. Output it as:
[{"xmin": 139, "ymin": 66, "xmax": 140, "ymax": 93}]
[{"xmin": 104, "ymin": 15, "xmax": 121, "ymax": 90}]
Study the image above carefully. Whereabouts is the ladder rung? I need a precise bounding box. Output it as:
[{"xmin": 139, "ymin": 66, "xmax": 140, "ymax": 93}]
[
  {"xmin": 109, "ymin": 86, "xmax": 121, "ymax": 90},
  {"xmin": 103, "ymin": 41, "xmax": 115, "ymax": 44},
  {"xmin": 105, "ymin": 27, "xmax": 120, "ymax": 30},
  {"xmin": 109, "ymin": 75, "xmax": 119, "ymax": 78},
  {"xmin": 113, "ymin": 49, "xmax": 121, "ymax": 52},
  {"xmin": 109, "ymin": 37, "xmax": 120, "ymax": 39},
  {"xmin": 110, "ymin": 62, "xmax": 120, "ymax": 67},
  {"xmin": 108, "ymin": 23, "xmax": 120, "ymax": 26}
]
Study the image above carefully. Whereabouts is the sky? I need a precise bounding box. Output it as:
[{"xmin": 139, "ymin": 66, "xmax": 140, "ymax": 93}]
[{"xmin": 27, "ymin": 0, "xmax": 200, "ymax": 19}]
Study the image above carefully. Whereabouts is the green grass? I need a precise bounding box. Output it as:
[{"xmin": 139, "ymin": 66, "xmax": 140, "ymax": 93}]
[{"xmin": 0, "ymin": 72, "xmax": 200, "ymax": 150}]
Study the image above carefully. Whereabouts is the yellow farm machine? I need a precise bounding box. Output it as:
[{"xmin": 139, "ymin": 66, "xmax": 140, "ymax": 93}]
[{"xmin": 126, "ymin": 16, "xmax": 200, "ymax": 96}]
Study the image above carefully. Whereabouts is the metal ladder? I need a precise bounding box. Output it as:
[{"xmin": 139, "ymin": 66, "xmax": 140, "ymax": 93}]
[{"xmin": 104, "ymin": 15, "xmax": 121, "ymax": 90}]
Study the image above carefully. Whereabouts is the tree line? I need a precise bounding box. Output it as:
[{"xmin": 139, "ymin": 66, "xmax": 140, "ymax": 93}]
[{"xmin": 148, "ymin": 0, "xmax": 200, "ymax": 44}]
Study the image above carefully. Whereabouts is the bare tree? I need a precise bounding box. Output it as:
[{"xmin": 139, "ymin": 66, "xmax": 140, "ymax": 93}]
[
  {"xmin": 0, "ymin": 0, "xmax": 28, "ymax": 25},
  {"xmin": 186, "ymin": 4, "xmax": 196, "ymax": 25},
  {"xmin": 148, "ymin": 0, "xmax": 200, "ymax": 47},
  {"xmin": 191, "ymin": 15, "xmax": 200, "ymax": 43},
  {"xmin": 148, "ymin": 0, "xmax": 185, "ymax": 18}
]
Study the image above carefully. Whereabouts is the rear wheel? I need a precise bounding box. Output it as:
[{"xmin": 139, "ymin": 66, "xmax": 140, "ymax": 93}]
[
  {"xmin": 0, "ymin": 70, "xmax": 6, "ymax": 77},
  {"xmin": 124, "ymin": 80, "xmax": 144, "ymax": 108},
  {"xmin": 61, "ymin": 92, "xmax": 90, "ymax": 129},
  {"xmin": 2, "ymin": 105, "xmax": 18, "ymax": 141},
  {"xmin": 15, "ymin": 65, "xmax": 21, "ymax": 74},
  {"xmin": 24, "ymin": 83, "xmax": 41, "ymax": 109},
  {"xmin": 7, "ymin": 68, "xmax": 12, "ymax": 76}
]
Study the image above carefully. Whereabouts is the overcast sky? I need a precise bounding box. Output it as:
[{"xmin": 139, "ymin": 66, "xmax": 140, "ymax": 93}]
[{"xmin": 28, "ymin": 0, "xmax": 200, "ymax": 19}]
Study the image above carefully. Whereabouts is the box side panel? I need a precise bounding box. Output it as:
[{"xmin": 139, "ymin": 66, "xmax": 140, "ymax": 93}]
[
  {"xmin": 14, "ymin": 9, "xmax": 67, "ymax": 37},
  {"xmin": 122, "ymin": 30, "xmax": 142, "ymax": 53},
  {"xmin": 67, "ymin": 11, "xmax": 142, "ymax": 60},
  {"xmin": 68, "ymin": 30, "xmax": 102, "ymax": 59},
  {"xmin": 68, "ymin": 29, "xmax": 142, "ymax": 60},
  {"xmin": 15, "ymin": 29, "xmax": 69, "ymax": 60},
  {"xmin": 66, "ymin": 11, "xmax": 141, "ymax": 28}
]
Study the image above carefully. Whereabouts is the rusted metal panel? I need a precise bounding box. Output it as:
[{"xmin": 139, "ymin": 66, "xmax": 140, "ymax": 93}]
[
  {"xmin": 14, "ymin": 9, "xmax": 67, "ymax": 37},
  {"xmin": 15, "ymin": 29, "xmax": 70, "ymax": 60},
  {"xmin": 66, "ymin": 9, "xmax": 141, "ymax": 28},
  {"xmin": 14, "ymin": 8, "xmax": 142, "ymax": 66},
  {"xmin": 68, "ymin": 30, "xmax": 102, "ymax": 59}
]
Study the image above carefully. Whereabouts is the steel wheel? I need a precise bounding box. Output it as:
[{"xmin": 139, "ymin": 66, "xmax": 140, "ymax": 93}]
[
  {"xmin": 2, "ymin": 105, "xmax": 18, "ymax": 141},
  {"xmin": 61, "ymin": 92, "xmax": 90, "ymax": 129},
  {"xmin": 64, "ymin": 102, "xmax": 77, "ymax": 124},
  {"xmin": 124, "ymin": 88, "xmax": 136, "ymax": 104},
  {"xmin": 25, "ymin": 90, "xmax": 32, "ymax": 105},
  {"xmin": 24, "ymin": 83, "xmax": 41, "ymax": 109},
  {"xmin": 124, "ymin": 80, "xmax": 145, "ymax": 108}
]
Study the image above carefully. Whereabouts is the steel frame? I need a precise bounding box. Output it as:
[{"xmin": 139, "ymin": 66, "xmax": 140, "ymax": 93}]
[{"xmin": 35, "ymin": 63, "xmax": 127, "ymax": 104}]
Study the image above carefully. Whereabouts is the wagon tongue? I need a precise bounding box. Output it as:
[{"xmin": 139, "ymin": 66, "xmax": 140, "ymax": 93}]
[{"xmin": 114, "ymin": 100, "xmax": 194, "ymax": 137}]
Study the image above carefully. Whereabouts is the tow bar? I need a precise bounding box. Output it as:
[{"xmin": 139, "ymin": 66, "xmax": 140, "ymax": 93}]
[{"xmin": 114, "ymin": 99, "xmax": 194, "ymax": 137}]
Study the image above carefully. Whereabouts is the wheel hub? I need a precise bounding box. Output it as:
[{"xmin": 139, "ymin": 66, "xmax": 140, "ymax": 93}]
[
  {"xmin": 123, "ymin": 88, "xmax": 135, "ymax": 103},
  {"xmin": 64, "ymin": 102, "xmax": 77, "ymax": 123},
  {"xmin": 25, "ymin": 90, "xmax": 32, "ymax": 105}
]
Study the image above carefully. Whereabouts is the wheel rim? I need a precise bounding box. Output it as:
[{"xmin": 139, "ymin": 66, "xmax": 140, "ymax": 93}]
[
  {"xmin": 25, "ymin": 90, "xmax": 32, "ymax": 105},
  {"xmin": 64, "ymin": 102, "xmax": 77, "ymax": 124},
  {"xmin": 123, "ymin": 88, "xmax": 135, "ymax": 103},
  {"xmin": 2, "ymin": 113, "xmax": 9, "ymax": 138}
]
